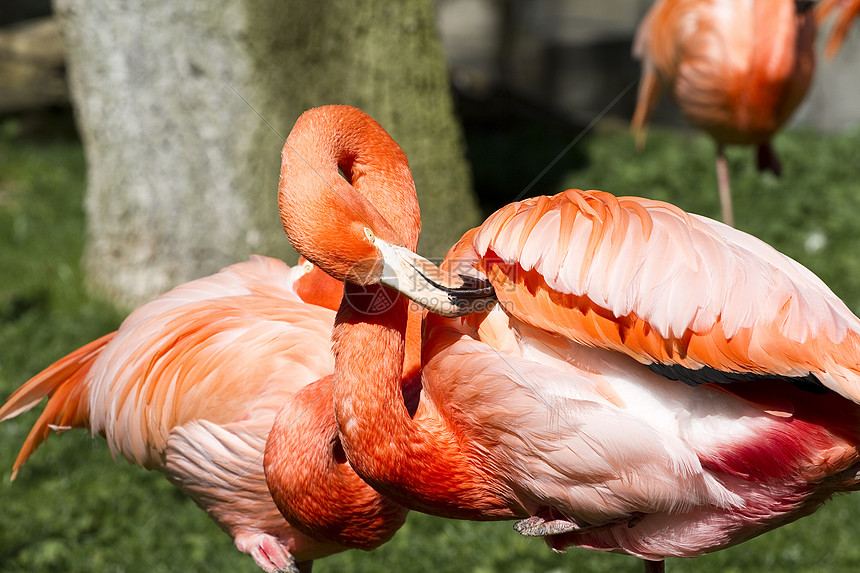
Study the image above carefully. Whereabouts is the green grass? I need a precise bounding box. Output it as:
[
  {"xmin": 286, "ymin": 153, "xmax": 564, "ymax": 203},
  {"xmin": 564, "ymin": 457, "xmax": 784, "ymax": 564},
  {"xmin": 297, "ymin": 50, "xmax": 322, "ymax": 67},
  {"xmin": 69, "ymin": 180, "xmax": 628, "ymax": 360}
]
[{"xmin": 2, "ymin": 119, "xmax": 860, "ymax": 572}]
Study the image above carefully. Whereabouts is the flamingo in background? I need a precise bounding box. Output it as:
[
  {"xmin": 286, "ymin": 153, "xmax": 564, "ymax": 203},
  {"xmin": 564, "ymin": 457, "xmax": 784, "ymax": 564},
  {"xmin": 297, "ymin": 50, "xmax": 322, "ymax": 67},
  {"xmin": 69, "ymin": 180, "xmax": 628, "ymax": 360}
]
[
  {"xmin": 0, "ymin": 255, "xmax": 408, "ymax": 573},
  {"xmin": 631, "ymin": 0, "xmax": 816, "ymax": 227},
  {"xmin": 278, "ymin": 105, "xmax": 860, "ymax": 573},
  {"xmin": 817, "ymin": 0, "xmax": 860, "ymax": 57}
]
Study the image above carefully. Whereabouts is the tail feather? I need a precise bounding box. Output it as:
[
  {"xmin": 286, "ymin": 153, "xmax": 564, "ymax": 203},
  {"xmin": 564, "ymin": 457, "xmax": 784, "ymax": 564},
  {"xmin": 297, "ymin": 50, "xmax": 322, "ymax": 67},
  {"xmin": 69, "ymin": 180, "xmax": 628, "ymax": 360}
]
[
  {"xmin": 817, "ymin": 0, "xmax": 860, "ymax": 58},
  {"xmin": 0, "ymin": 332, "xmax": 115, "ymax": 479}
]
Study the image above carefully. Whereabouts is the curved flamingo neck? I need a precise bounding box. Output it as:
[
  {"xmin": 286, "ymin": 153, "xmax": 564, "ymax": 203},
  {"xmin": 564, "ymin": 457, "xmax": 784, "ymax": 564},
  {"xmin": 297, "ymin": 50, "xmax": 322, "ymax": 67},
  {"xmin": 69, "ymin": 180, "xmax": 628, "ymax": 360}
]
[
  {"xmin": 265, "ymin": 376, "xmax": 407, "ymax": 551},
  {"xmin": 279, "ymin": 105, "xmax": 515, "ymax": 518},
  {"xmin": 402, "ymin": 307, "xmax": 423, "ymax": 386},
  {"xmin": 332, "ymin": 284, "xmax": 516, "ymax": 519}
]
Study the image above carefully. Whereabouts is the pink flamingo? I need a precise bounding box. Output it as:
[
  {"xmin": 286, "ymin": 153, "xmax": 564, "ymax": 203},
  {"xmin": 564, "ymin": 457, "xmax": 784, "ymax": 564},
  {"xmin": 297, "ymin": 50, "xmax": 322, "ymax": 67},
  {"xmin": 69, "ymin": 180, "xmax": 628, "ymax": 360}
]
[
  {"xmin": 278, "ymin": 105, "xmax": 860, "ymax": 573},
  {"xmin": 0, "ymin": 254, "xmax": 407, "ymax": 573},
  {"xmin": 631, "ymin": 0, "xmax": 817, "ymax": 227}
]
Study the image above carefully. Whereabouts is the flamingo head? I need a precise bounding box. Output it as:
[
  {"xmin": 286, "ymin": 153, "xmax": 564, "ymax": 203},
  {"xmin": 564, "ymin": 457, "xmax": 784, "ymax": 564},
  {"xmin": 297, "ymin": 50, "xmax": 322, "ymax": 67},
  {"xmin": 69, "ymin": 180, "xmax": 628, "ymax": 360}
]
[{"xmin": 278, "ymin": 105, "xmax": 495, "ymax": 317}]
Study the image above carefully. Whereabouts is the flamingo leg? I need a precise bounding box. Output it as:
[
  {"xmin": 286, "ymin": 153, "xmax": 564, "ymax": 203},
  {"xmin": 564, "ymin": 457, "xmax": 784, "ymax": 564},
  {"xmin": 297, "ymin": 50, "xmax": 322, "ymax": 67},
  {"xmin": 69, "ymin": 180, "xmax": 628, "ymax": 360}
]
[
  {"xmin": 644, "ymin": 559, "xmax": 665, "ymax": 573},
  {"xmin": 715, "ymin": 145, "xmax": 735, "ymax": 227}
]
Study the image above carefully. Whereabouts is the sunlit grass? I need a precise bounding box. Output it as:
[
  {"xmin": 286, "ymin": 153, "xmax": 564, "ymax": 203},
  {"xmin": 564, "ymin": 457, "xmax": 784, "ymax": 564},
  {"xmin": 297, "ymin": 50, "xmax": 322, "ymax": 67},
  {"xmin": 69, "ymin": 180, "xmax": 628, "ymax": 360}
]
[{"xmin": 1, "ymin": 120, "xmax": 860, "ymax": 572}]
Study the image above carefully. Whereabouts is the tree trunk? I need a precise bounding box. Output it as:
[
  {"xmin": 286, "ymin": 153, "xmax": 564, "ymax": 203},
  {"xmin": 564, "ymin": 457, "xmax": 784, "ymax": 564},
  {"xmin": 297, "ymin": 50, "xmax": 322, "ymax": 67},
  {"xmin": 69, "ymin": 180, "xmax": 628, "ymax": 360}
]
[
  {"xmin": 56, "ymin": 0, "xmax": 479, "ymax": 308},
  {"xmin": 247, "ymin": 0, "xmax": 482, "ymax": 261}
]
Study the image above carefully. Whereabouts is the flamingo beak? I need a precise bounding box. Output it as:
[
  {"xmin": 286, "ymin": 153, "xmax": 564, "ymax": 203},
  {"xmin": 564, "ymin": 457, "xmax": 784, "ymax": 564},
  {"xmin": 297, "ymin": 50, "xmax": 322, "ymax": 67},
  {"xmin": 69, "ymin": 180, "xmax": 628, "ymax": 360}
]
[{"xmin": 373, "ymin": 238, "xmax": 496, "ymax": 317}]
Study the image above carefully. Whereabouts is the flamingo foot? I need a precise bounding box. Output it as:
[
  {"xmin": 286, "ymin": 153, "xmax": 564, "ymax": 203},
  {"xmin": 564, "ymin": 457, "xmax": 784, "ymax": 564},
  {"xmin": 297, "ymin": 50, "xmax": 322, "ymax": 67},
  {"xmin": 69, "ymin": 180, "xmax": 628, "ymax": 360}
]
[
  {"xmin": 756, "ymin": 142, "xmax": 782, "ymax": 176},
  {"xmin": 514, "ymin": 514, "xmax": 584, "ymax": 536},
  {"xmin": 235, "ymin": 532, "xmax": 300, "ymax": 573}
]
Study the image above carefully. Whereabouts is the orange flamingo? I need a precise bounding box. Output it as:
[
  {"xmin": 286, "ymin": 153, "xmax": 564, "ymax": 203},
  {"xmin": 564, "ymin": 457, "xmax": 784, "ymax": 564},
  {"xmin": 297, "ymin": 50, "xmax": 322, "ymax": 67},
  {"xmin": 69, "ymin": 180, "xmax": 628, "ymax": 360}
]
[
  {"xmin": 631, "ymin": 0, "xmax": 817, "ymax": 227},
  {"xmin": 0, "ymin": 255, "xmax": 407, "ymax": 573},
  {"xmin": 817, "ymin": 0, "xmax": 860, "ymax": 57},
  {"xmin": 278, "ymin": 105, "xmax": 860, "ymax": 573}
]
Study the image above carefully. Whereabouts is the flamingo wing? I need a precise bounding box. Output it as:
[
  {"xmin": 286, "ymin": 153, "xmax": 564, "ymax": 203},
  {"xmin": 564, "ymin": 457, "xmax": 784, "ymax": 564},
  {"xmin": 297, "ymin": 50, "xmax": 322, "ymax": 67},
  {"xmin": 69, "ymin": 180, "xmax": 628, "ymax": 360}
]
[
  {"xmin": 458, "ymin": 189, "xmax": 860, "ymax": 402},
  {"xmin": 631, "ymin": 0, "xmax": 736, "ymax": 141},
  {"xmin": 86, "ymin": 256, "xmax": 336, "ymax": 468}
]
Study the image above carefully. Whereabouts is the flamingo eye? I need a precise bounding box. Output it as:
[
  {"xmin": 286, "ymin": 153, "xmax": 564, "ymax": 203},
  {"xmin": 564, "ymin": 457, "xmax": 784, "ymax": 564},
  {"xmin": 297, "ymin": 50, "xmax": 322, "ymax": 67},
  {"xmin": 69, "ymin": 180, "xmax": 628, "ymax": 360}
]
[{"xmin": 363, "ymin": 227, "xmax": 375, "ymax": 242}]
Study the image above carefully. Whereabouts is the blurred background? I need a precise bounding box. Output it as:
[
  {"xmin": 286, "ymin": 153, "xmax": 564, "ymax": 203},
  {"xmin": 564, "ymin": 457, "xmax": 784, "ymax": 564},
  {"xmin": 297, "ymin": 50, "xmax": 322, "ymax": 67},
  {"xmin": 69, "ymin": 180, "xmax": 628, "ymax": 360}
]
[{"xmin": 2, "ymin": 1, "xmax": 860, "ymax": 572}]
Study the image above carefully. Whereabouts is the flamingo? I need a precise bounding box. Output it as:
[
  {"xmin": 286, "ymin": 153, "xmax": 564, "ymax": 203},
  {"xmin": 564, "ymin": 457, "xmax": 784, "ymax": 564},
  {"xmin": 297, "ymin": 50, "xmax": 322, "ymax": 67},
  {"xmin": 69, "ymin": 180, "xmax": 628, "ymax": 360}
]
[
  {"xmin": 817, "ymin": 0, "xmax": 860, "ymax": 57},
  {"xmin": 277, "ymin": 105, "xmax": 860, "ymax": 573},
  {"xmin": 0, "ymin": 255, "xmax": 407, "ymax": 573},
  {"xmin": 631, "ymin": 0, "xmax": 817, "ymax": 227}
]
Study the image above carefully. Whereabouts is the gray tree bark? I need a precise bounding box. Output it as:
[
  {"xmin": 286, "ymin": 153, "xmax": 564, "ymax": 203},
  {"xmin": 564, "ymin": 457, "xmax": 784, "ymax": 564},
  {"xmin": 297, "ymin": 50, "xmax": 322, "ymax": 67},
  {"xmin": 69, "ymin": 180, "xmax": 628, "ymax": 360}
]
[{"xmin": 56, "ymin": 0, "xmax": 480, "ymax": 308}]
